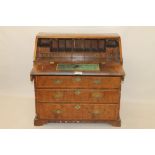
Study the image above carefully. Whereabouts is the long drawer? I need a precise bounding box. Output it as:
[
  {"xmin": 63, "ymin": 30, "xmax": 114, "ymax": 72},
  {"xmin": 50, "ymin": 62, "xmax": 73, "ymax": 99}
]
[
  {"xmin": 35, "ymin": 76, "xmax": 121, "ymax": 89},
  {"xmin": 37, "ymin": 103, "xmax": 119, "ymax": 120},
  {"xmin": 36, "ymin": 89, "xmax": 120, "ymax": 103}
]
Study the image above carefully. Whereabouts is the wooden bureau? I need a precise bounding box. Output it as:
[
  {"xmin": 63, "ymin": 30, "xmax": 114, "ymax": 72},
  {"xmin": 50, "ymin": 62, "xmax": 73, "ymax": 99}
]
[{"xmin": 30, "ymin": 33, "xmax": 125, "ymax": 126}]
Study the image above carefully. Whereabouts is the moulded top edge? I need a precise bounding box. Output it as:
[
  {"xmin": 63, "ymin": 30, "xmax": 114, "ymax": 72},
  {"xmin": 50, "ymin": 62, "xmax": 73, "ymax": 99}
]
[{"xmin": 36, "ymin": 33, "xmax": 120, "ymax": 39}]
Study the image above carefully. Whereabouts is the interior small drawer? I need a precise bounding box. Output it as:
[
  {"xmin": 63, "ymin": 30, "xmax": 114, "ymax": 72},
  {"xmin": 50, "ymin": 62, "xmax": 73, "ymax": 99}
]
[
  {"xmin": 35, "ymin": 76, "xmax": 121, "ymax": 89},
  {"xmin": 37, "ymin": 103, "xmax": 119, "ymax": 120}
]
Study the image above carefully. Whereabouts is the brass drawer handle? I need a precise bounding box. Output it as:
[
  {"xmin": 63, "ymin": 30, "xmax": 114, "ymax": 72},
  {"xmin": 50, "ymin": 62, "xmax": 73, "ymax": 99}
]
[
  {"xmin": 93, "ymin": 79, "xmax": 101, "ymax": 84},
  {"xmin": 53, "ymin": 92, "xmax": 63, "ymax": 99},
  {"xmin": 74, "ymin": 89, "xmax": 81, "ymax": 95},
  {"xmin": 74, "ymin": 104, "xmax": 81, "ymax": 110},
  {"xmin": 53, "ymin": 109, "xmax": 63, "ymax": 114},
  {"xmin": 92, "ymin": 92, "xmax": 103, "ymax": 99},
  {"xmin": 73, "ymin": 77, "xmax": 81, "ymax": 82},
  {"xmin": 53, "ymin": 79, "xmax": 63, "ymax": 84}
]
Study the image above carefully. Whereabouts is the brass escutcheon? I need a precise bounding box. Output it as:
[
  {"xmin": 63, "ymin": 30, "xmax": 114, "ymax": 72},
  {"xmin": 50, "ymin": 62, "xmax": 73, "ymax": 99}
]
[
  {"xmin": 92, "ymin": 92, "xmax": 103, "ymax": 99},
  {"xmin": 74, "ymin": 104, "xmax": 81, "ymax": 110},
  {"xmin": 53, "ymin": 92, "xmax": 63, "ymax": 99},
  {"xmin": 53, "ymin": 79, "xmax": 63, "ymax": 84},
  {"xmin": 73, "ymin": 77, "xmax": 81, "ymax": 82},
  {"xmin": 74, "ymin": 89, "xmax": 81, "ymax": 95},
  {"xmin": 93, "ymin": 79, "xmax": 101, "ymax": 84}
]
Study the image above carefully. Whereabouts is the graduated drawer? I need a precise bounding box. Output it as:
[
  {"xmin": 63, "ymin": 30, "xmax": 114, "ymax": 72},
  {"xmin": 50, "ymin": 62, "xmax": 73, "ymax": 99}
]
[
  {"xmin": 36, "ymin": 89, "xmax": 120, "ymax": 103},
  {"xmin": 37, "ymin": 103, "xmax": 119, "ymax": 120},
  {"xmin": 35, "ymin": 76, "xmax": 121, "ymax": 89}
]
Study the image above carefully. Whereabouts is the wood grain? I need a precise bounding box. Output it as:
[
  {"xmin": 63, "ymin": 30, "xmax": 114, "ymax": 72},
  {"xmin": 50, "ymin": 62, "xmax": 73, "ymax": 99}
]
[
  {"xmin": 31, "ymin": 33, "xmax": 125, "ymax": 127},
  {"xmin": 36, "ymin": 89, "xmax": 120, "ymax": 103},
  {"xmin": 37, "ymin": 103, "xmax": 119, "ymax": 120},
  {"xmin": 35, "ymin": 76, "xmax": 121, "ymax": 89}
]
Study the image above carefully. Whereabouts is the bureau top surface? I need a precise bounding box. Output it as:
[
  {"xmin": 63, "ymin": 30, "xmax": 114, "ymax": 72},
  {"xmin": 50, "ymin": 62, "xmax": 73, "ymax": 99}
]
[
  {"xmin": 31, "ymin": 62, "xmax": 125, "ymax": 77},
  {"xmin": 37, "ymin": 33, "xmax": 120, "ymax": 39}
]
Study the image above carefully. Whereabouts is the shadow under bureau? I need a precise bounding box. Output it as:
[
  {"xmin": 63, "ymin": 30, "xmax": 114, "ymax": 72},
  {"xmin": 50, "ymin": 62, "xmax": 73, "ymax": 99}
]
[{"xmin": 30, "ymin": 33, "xmax": 125, "ymax": 127}]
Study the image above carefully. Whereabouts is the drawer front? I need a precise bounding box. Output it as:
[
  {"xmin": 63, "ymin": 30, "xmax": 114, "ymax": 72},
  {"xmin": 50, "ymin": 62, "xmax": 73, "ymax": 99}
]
[
  {"xmin": 36, "ymin": 89, "xmax": 120, "ymax": 103},
  {"xmin": 37, "ymin": 103, "xmax": 119, "ymax": 120},
  {"xmin": 35, "ymin": 76, "xmax": 121, "ymax": 89}
]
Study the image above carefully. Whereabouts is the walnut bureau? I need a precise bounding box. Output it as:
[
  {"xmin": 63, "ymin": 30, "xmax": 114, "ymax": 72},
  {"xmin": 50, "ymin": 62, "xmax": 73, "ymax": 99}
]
[{"xmin": 30, "ymin": 33, "xmax": 125, "ymax": 126}]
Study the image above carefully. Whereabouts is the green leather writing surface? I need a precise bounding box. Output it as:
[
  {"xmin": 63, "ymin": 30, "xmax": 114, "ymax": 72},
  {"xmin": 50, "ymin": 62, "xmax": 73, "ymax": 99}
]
[{"xmin": 57, "ymin": 64, "xmax": 100, "ymax": 71}]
